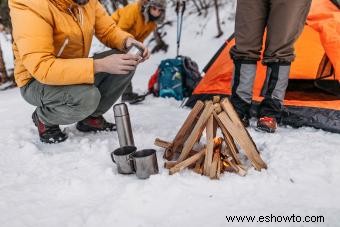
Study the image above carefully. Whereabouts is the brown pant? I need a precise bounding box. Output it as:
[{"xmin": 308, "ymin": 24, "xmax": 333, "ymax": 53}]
[{"xmin": 230, "ymin": 0, "xmax": 312, "ymax": 63}]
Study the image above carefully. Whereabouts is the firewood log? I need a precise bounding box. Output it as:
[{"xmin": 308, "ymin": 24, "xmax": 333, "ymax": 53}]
[
  {"xmin": 170, "ymin": 148, "xmax": 206, "ymax": 175},
  {"xmin": 203, "ymin": 115, "xmax": 215, "ymax": 176},
  {"xmin": 194, "ymin": 154, "xmax": 205, "ymax": 174},
  {"xmin": 154, "ymin": 138, "xmax": 172, "ymax": 149},
  {"xmin": 213, "ymin": 111, "xmax": 241, "ymax": 164},
  {"xmin": 177, "ymin": 101, "xmax": 214, "ymax": 162},
  {"xmin": 209, "ymin": 152, "xmax": 220, "ymax": 179},
  {"xmin": 213, "ymin": 103, "xmax": 222, "ymax": 114},
  {"xmin": 219, "ymin": 98, "xmax": 267, "ymax": 170},
  {"xmin": 218, "ymin": 111, "xmax": 267, "ymax": 171},
  {"xmin": 225, "ymin": 157, "xmax": 247, "ymax": 176},
  {"xmin": 164, "ymin": 161, "xmax": 177, "ymax": 169},
  {"xmin": 171, "ymin": 101, "xmax": 205, "ymax": 155},
  {"xmin": 213, "ymin": 96, "xmax": 221, "ymax": 104}
]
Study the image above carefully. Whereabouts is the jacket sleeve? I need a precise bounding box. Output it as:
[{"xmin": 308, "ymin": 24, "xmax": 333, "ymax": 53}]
[
  {"xmin": 9, "ymin": 0, "xmax": 94, "ymax": 86},
  {"xmin": 94, "ymin": 1, "xmax": 133, "ymax": 50}
]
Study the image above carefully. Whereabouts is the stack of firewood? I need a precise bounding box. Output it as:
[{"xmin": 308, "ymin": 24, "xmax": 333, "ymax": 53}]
[{"xmin": 155, "ymin": 97, "xmax": 267, "ymax": 179}]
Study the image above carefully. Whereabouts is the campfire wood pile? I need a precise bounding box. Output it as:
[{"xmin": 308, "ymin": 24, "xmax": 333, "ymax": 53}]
[{"xmin": 154, "ymin": 97, "xmax": 267, "ymax": 179}]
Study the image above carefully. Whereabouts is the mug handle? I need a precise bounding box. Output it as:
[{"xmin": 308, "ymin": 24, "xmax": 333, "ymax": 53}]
[
  {"xmin": 127, "ymin": 154, "xmax": 136, "ymax": 173},
  {"xmin": 111, "ymin": 153, "xmax": 116, "ymax": 163}
]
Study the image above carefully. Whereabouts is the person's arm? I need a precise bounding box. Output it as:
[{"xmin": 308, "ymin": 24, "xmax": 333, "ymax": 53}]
[
  {"xmin": 94, "ymin": 1, "xmax": 133, "ymax": 50},
  {"xmin": 9, "ymin": 0, "xmax": 94, "ymax": 85}
]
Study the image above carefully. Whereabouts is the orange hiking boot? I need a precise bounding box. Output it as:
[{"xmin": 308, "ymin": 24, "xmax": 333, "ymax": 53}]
[{"xmin": 256, "ymin": 116, "xmax": 277, "ymax": 133}]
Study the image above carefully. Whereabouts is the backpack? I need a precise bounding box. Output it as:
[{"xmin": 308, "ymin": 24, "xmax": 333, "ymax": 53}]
[{"xmin": 148, "ymin": 56, "xmax": 201, "ymax": 100}]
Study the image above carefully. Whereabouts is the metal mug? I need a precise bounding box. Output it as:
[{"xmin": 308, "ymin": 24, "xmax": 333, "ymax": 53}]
[
  {"xmin": 131, "ymin": 149, "xmax": 159, "ymax": 179},
  {"xmin": 111, "ymin": 146, "xmax": 137, "ymax": 174}
]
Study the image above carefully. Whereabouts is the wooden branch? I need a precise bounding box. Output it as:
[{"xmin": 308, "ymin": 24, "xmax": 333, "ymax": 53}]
[
  {"xmin": 213, "ymin": 96, "xmax": 221, "ymax": 104},
  {"xmin": 213, "ymin": 111, "xmax": 241, "ymax": 164},
  {"xmin": 169, "ymin": 149, "xmax": 206, "ymax": 175},
  {"xmin": 217, "ymin": 111, "xmax": 267, "ymax": 170},
  {"xmin": 154, "ymin": 138, "xmax": 172, "ymax": 149},
  {"xmin": 217, "ymin": 159, "xmax": 222, "ymax": 179},
  {"xmin": 209, "ymin": 152, "xmax": 220, "ymax": 179},
  {"xmin": 164, "ymin": 100, "xmax": 205, "ymax": 160},
  {"xmin": 194, "ymin": 154, "xmax": 205, "ymax": 174},
  {"xmin": 213, "ymin": 103, "xmax": 222, "ymax": 114},
  {"xmin": 225, "ymin": 157, "xmax": 247, "ymax": 176},
  {"xmin": 203, "ymin": 115, "xmax": 214, "ymax": 176},
  {"xmin": 213, "ymin": 116, "xmax": 218, "ymax": 138},
  {"xmin": 177, "ymin": 101, "xmax": 214, "ymax": 162},
  {"xmin": 220, "ymin": 98, "xmax": 260, "ymax": 155},
  {"xmin": 172, "ymin": 101, "xmax": 205, "ymax": 152},
  {"xmin": 164, "ymin": 161, "xmax": 177, "ymax": 169}
]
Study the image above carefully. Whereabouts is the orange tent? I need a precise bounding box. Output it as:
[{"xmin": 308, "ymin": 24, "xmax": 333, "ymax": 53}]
[{"xmin": 186, "ymin": 0, "xmax": 340, "ymax": 133}]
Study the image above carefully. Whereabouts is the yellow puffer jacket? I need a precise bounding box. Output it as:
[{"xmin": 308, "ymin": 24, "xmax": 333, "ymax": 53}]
[
  {"xmin": 9, "ymin": 0, "xmax": 132, "ymax": 87},
  {"xmin": 111, "ymin": 1, "xmax": 156, "ymax": 43}
]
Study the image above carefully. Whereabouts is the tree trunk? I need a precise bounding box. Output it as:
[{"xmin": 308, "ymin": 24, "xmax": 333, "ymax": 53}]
[
  {"xmin": 0, "ymin": 0, "xmax": 15, "ymax": 87},
  {"xmin": 191, "ymin": 0, "xmax": 202, "ymax": 15},
  {"xmin": 0, "ymin": 41, "xmax": 8, "ymax": 84},
  {"xmin": 214, "ymin": 0, "xmax": 223, "ymax": 38}
]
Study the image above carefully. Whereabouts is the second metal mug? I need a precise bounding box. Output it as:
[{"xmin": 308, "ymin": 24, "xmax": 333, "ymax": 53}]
[
  {"xmin": 131, "ymin": 149, "xmax": 159, "ymax": 179},
  {"xmin": 111, "ymin": 146, "xmax": 137, "ymax": 174}
]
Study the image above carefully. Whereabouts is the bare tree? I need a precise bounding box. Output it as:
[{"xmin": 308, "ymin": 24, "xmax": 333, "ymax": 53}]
[
  {"xmin": 213, "ymin": 0, "xmax": 223, "ymax": 38},
  {"xmin": 0, "ymin": 40, "xmax": 8, "ymax": 84},
  {"xmin": 0, "ymin": 0, "xmax": 15, "ymax": 87},
  {"xmin": 0, "ymin": 0, "xmax": 12, "ymax": 35},
  {"xmin": 191, "ymin": 0, "xmax": 202, "ymax": 15}
]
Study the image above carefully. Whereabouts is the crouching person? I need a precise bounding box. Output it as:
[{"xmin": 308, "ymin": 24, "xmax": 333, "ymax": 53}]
[
  {"xmin": 111, "ymin": 0, "xmax": 167, "ymax": 103},
  {"xmin": 9, "ymin": 0, "xmax": 150, "ymax": 143}
]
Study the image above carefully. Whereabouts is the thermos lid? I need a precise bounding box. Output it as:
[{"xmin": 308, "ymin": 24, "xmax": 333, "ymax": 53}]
[{"xmin": 113, "ymin": 103, "xmax": 129, "ymax": 117}]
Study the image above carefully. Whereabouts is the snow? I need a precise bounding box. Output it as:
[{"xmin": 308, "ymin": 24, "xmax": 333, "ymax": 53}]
[{"xmin": 1, "ymin": 1, "xmax": 340, "ymax": 227}]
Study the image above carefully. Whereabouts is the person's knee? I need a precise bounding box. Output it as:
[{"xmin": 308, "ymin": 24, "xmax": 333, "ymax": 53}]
[{"xmin": 71, "ymin": 86, "xmax": 101, "ymax": 118}]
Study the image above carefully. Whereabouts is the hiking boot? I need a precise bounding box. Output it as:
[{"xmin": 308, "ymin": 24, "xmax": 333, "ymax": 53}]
[
  {"xmin": 76, "ymin": 115, "xmax": 116, "ymax": 132},
  {"xmin": 121, "ymin": 92, "xmax": 145, "ymax": 104},
  {"xmin": 257, "ymin": 116, "xmax": 277, "ymax": 133},
  {"xmin": 32, "ymin": 111, "xmax": 68, "ymax": 143}
]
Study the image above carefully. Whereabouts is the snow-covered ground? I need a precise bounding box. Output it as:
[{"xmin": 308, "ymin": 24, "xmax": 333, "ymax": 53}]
[{"xmin": 1, "ymin": 2, "xmax": 340, "ymax": 227}]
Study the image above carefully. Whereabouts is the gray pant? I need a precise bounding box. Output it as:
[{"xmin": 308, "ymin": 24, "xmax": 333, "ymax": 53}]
[
  {"xmin": 20, "ymin": 50, "xmax": 134, "ymax": 126},
  {"xmin": 230, "ymin": 0, "xmax": 312, "ymax": 63},
  {"xmin": 123, "ymin": 81, "xmax": 133, "ymax": 95}
]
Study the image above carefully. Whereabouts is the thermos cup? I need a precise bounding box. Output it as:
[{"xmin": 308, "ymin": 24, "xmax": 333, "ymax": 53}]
[{"xmin": 113, "ymin": 103, "xmax": 135, "ymax": 147}]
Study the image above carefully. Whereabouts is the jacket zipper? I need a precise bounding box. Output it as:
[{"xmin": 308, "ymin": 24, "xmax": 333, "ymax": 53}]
[
  {"xmin": 57, "ymin": 38, "xmax": 69, "ymax": 57},
  {"xmin": 68, "ymin": 6, "xmax": 85, "ymax": 56}
]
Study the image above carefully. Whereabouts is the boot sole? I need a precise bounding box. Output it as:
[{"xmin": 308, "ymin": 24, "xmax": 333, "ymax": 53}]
[
  {"xmin": 40, "ymin": 134, "xmax": 68, "ymax": 144},
  {"xmin": 76, "ymin": 123, "xmax": 117, "ymax": 132},
  {"xmin": 255, "ymin": 125, "xmax": 276, "ymax": 133},
  {"xmin": 32, "ymin": 111, "xmax": 68, "ymax": 143}
]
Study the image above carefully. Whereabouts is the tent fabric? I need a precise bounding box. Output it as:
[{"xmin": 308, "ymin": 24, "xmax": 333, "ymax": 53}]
[
  {"xmin": 185, "ymin": 93, "xmax": 340, "ymax": 133},
  {"xmin": 188, "ymin": 0, "xmax": 340, "ymax": 133},
  {"xmin": 307, "ymin": 0, "xmax": 340, "ymax": 78}
]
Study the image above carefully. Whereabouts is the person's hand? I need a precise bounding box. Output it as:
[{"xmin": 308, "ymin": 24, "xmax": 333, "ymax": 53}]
[
  {"xmin": 125, "ymin": 37, "xmax": 150, "ymax": 62},
  {"xmin": 94, "ymin": 53, "xmax": 139, "ymax": 75}
]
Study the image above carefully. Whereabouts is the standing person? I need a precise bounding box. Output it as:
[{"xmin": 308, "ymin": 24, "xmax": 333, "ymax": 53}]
[
  {"xmin": 111, "ymin": 0, "xmax": 167, "ymax": 104},
  {"xmin": 229, "ymin": 0, "xmax": 312, "ymax": 133},
  {"xmin": 9, "ymin": 0, "xmax": 150, "ymax": 143}
]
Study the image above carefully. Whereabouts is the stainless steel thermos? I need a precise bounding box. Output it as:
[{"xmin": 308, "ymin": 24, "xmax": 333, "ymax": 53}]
[{"xmin": 113, "ymin": 103, "xmax": 135, "ymax": 147}]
